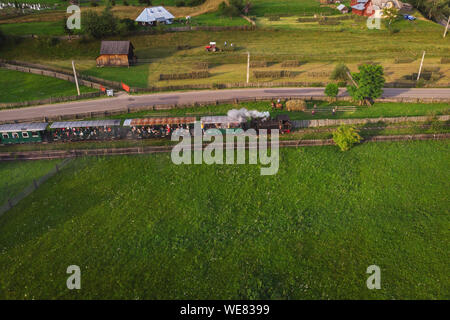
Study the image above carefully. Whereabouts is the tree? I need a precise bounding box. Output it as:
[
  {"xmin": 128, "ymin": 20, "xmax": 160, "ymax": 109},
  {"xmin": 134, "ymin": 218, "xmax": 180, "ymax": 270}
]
[
  {"xmin": 330, "ymin": 63, "xmax": 350, "ymax": 83},
  {"xmin": 332, "ymin": 125, "xmax": 362, "ymax": 151},
  {"xmin": 324, "ymin": 83, "xmax": 339, "ymax": 102},
  {"xmin": 382, "ymin": 7, "xmax": 400, "ymax": 34},
  {"xmin": 347, "ymin": 64, "xmax": 385, "ymax": 106},
  {"xmin": 82, "ymin": 8, "xmax": 118, "ymax": 39}
]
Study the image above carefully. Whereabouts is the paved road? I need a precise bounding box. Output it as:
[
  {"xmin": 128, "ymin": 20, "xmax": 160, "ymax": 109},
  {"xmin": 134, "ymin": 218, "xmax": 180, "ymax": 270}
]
[{"xmin": 1, "ymin": 87, "xmax": 449, "ymax": 123}]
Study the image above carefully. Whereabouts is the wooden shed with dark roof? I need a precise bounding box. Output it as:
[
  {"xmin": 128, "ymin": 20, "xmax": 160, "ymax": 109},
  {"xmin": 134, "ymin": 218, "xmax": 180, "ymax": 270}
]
[{"xmin": 96, "ymin": 41, "xmax": 137, "ymax": 67}]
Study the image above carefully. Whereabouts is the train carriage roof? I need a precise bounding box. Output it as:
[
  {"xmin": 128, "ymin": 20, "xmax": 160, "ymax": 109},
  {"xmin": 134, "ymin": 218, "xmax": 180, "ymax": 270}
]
[
  {"xmin": 123, "ymin": 117, "xmax": 196, "ymax": 126},
  {"xmin": 200, "ymin": 116, "xmax": 246, "ymax": 124},
  {"xmin": 0, "ymin": 122, "xmax": 48, "ymax": 133},
  {"xmin": 50, "ymin": 120, "xmax": 121, "ymax": 129}
]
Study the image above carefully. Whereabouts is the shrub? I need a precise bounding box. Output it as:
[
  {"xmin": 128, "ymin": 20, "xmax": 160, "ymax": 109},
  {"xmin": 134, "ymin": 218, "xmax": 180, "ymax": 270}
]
[
  {"xmin": 324, "ymin": 83, "xmax": 339, "ymax": 101},
  {"xmin": 332, "ymin": 125, "xmax": 362, "ymax": 151},
  {"xmin": 123, "ymin": 1, "xmax": 129, "ymax": 5},
  {"xmin": 285, "ymin": 100, "xmax": 306, "ymax": 111},
  {"xmin": 90, "ymin": 0, "xmax": 99, "ymax": 7}
]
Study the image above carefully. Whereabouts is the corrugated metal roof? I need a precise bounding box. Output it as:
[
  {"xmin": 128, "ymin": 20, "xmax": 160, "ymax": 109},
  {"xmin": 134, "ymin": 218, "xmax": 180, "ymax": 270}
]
[
  {"xmin": 352, "ymin": 4, "xmax": 367, "ymax": 10},
  {"xmin": 99, "ymin": 41, "xmax": 132, "ymax": 55},
  {"xmin": 201, "ymin": 116, "xmax": 246, "ymax": 124},
  {"xmin": 0, "ymin": 122, "xmax": 48, "ymax": 133},
  {"xmin": 135, "ymin": 6, "xmax": 174, "ymax": 23},
  {"xmin": 50, "ymin": 120, "xmax": 121, "ymax": 129},
  {"xmin": 337, "ymin": 4, "xmax": 347, "ymax": 10},
  {"xmin": 124, "ymin": 117, "xmax": 196, "ymax": 126}
]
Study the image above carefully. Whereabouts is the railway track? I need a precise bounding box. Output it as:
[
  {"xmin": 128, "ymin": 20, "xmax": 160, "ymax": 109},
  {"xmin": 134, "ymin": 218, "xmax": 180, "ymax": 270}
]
[{"xmin": 1, "ymin": 133, "xmax": 449, "ymax": 161}]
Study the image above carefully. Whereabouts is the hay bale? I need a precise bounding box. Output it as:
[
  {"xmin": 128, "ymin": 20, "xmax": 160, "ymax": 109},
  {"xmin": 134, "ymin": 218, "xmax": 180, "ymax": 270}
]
[{"xmin": 286, "ymin": 99, "xmax": 307, "ymax": 111}]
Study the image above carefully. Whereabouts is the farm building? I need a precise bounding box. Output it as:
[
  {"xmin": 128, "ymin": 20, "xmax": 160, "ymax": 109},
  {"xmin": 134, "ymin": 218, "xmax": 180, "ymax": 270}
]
[
  {"xmin": 337, "ymin": 4, "xmax": 349, "ymax": 13},
  {"xmin": 351, "ymin": 0, "xmax": 403, "ymax": 17},
  {"xmin": 96, "ymin": 41, "xmax": 137, "ymax": 67},
  {"xmin": 135, "ymin": 6, "xmax": 174, "ymax": 26},
  {"xmin": 0, "ymin": 123, "xmax": 48, "ymax": 144}
]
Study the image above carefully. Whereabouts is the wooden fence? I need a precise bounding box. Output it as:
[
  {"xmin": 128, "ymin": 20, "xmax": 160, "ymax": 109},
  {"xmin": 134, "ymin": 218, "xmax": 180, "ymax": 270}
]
[
  {"xmin": 293, "ymin": 115, "xmax": 450, "ymax": 128},
  {"xmin": 0, "ymin": 134, "xmax": 449, "ymax": 162}
]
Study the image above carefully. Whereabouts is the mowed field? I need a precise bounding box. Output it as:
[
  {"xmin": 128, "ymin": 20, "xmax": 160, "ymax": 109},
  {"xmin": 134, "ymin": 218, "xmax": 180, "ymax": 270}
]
[
  {"xmin": 0, "ymin": 140, "xmax": 448, "ymax": 299},
  {"xmin": 0, "ymin": 159, "xmax": 61, "ymax": 204},
  {"xmin": 0, "ymin": 69, "xmax": 98, "ymax": 103}
]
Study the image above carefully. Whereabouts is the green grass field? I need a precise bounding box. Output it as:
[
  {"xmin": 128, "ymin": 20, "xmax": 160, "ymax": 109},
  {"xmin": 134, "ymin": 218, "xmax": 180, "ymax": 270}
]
[
  {"xmin": 0, "ymin": 21, "xmax": 63, "ymax": 36},
  {"xmin": 0, "ymin": 69, "xmax": 97, "ymax": 103},
  {"xmin": 250, "ymin": 0, "xmax": 339, "ymax": 16},
  {"xmin": 0, "ymin": 140, "xmax": 448, "ymax": 299},
  {"xmin": 0, "ymin": 159, "xmax": 61, "ymax": 204}
]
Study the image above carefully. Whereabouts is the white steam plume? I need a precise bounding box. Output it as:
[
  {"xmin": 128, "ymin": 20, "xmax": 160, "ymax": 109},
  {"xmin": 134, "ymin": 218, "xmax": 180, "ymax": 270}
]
[{"xmin": 227, "ymin": 108, "xmax": 270, "ymax": 122}]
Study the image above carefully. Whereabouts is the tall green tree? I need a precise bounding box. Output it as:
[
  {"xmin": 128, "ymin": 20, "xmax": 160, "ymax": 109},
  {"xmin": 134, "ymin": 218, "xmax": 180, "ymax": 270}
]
[{"xmin": 347, "ymin": 64, "xmax": 385, "ymax": 105}]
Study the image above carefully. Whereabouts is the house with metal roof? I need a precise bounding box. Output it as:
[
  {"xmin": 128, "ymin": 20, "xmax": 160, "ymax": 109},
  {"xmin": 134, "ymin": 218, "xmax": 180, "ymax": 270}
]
[
  {"xmin": 351, "ymin": 0, "xmax": 403, "ymax": 17},
  {"xmin": 135, "ymin": 6, "xmax": 175, "ymax": 26},
  {"xmin": 96, "ymin": 41, "xmax": 136, "ymax": 67}
]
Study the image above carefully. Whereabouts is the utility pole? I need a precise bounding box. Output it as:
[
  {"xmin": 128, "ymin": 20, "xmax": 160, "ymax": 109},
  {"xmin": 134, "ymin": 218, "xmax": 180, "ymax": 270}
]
[
  {"xmin": 246, "ymin": 52, "xmax": 250, "ymax": 84},
  {"xmin": 444, "ymin": 16, "xmax": 450, "ymax": 38},
  {"xmin": 417, "ymin": 51, "xmax": 426, "ymax": 81},
  {"xmin": 72, "ymin": 60, "xmax": 80, "ymax": 96}
]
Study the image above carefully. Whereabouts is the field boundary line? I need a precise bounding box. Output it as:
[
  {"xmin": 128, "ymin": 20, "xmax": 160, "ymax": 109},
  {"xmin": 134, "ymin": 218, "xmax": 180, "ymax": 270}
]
[
  {"xmin": 0, "ymin": 134, "xmax": 448, "ymax": 161},
  {"xmin": 0, "ymin": 158, "xmax": 73, "ymax": 217}
]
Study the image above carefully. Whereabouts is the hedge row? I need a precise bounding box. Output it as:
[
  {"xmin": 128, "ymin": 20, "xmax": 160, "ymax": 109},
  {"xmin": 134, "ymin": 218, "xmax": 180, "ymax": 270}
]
[
  {"xmin": 394, "ymin": 57, "xmax": 416, "ymax": 64},
  {"xmin": 250, "ymin": 61, "xmax": 268, "ymax": 68},
  {"xmin": 253, "ymin": 70, "xmax": 294, "ymax": 78},
  {"xmin": 159, "ymin": 71, "xmax": 210, "ymax": 81},
  {"xmin": 297, "ymin": 15, "xmax": 353, "ymax": 23},
  {"xmin": 193, "ymin": 62, "xmax": 209, "ymax": 70},
  {"xmin": 281, "ymin": 60, "xmax": 300, "ymax": 67},
  {"xmin": 307, "ymin": 71, "xmax": 331, "ymax": 78}
]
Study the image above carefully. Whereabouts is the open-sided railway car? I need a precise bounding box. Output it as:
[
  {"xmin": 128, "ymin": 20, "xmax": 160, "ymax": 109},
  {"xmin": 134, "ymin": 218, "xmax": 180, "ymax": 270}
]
[
  {"xmin": 49, "ymin": 120, "xmax": 123, "ymax": 141},
  {"xmin": 123, "ymin": 117, "xmax": 196, "ymax": 138},
  {"xmin": 200, "ymin": 116, "xmax": 247, "ymax": 135},
  {"xmin": 0, "ymin": 123, "xmax": 48, "ymax": 144}
]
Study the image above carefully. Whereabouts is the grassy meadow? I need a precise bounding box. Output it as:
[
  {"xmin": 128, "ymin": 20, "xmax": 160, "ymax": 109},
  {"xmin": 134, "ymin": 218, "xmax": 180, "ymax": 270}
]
[
  {"xmin": 0, "ymin": 69, "xmax": 98, "ymax": 103},
  {"xmin": 0, "ymin": 140, "xmax": 448, "ymax": 299},
  {"xmin": 0, "ymin": 159, "xmax": 61, "ymax": 204}
]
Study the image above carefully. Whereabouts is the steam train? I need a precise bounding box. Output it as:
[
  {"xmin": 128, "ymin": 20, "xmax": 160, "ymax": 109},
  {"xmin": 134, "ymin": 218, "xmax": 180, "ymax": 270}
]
[{"xmin": 0, "ymin": 115, "xmax": 291, "ymax": 145}]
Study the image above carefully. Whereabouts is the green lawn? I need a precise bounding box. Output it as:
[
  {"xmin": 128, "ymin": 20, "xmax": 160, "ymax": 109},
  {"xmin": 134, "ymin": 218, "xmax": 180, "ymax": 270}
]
[
  {"xmin": 250, "ymin": 0, "xmax": 339, "ymax": 16},
  {"xmin": 82, "ymin": 63, "xmax": 150, "ymax": 88},
  {"xmin": 189, "ymin": 12, "xmax": 251, "ymax": 27},
  {"xmin": 0, "ymin": 159, "xmax": 61, "ymax": 204},
  {"xmin": 0, "ymin": 69, "xmax": 97, "ymax": 103},
  {"xmin": 0, "ymin": 21, "xmax": 63, "ymax": 36},
  {"xmin": 0, "ymin": 140, "xmax": 448, "ymax": 299}
]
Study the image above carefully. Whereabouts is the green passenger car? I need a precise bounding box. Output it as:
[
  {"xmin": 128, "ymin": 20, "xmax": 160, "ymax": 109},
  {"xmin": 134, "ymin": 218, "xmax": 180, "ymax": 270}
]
[{"xmin": 0, "ymin": 123, "xmax": 48, "ymax": 144}]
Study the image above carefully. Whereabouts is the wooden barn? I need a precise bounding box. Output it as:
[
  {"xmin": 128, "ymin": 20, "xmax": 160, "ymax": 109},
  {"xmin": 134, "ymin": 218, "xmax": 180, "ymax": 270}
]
[{"xmin": 96, "ymin": 41, "xmax": 137, "ymax": 67}]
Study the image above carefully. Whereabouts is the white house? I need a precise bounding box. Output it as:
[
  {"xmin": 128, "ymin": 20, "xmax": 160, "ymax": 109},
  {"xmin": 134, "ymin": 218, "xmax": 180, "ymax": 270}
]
[{"xmin": 135, "ymin": 6, "xmax": 175, "ymax": 25}]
